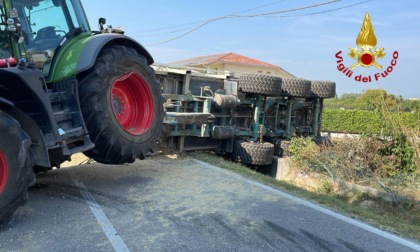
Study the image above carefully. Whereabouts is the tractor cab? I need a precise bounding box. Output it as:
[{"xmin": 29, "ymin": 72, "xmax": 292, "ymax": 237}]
[
  {"xmin": 0, "ymin": 0, "xmax": 90, "ymax": 75},
  {"xmin": 0, "ymin": 1, "xmax": 15, "ymax": 66}
]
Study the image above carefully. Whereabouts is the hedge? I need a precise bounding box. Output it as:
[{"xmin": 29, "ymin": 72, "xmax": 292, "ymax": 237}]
[{"xmin": 321, "ymin": 109, "xmax": 420, "ymax": 134}]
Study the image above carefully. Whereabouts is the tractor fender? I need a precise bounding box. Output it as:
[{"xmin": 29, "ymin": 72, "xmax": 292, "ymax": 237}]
[
  {"xmin": 0, "ymin": 97, "xmax": 14, "ymax": 107},
  {"xmin": 76, "ymin": 34, "xmax": 154, "ymax": 74},
  {"xmin": 50, "ymin": 33, "xmax": 154, "ymax": 83}
]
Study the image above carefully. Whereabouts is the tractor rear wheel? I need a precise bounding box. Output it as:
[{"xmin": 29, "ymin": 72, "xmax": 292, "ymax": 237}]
[
  {"xmin": 0, "ymin": 111, "xmax": 34, "ymax": 224},
  {"xmin": 78, "ymin": 45, "xmax": 164, "ymax": 164}
]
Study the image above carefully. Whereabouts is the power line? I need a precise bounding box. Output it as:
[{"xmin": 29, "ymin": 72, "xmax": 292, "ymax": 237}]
[
  {"xmin": 131, "ymin": 21, "xmax": 201, "ymax": 35},
  {"xmin": 262, "ymin": 0, "xmax": 371, "ymax": 18},
  {"xmin": 229, "ymin": 0, "xmax": 342, "ymax": 18},
  {"xmin": 145, "ymin": 0, "xmax": 340, "ymax": 46},
  {"xmin": 135, "ymin": 0, "xmax": 369, "ymax": 37},
  {"xmin": 131, "ymin": 0, "xmax": 288, "ymax": 35},
  {"xmin": 135, "ymin": 27, "xmax": 192, "ymax": 38},
  {"xmin": 230, "ymin": 0, "xmax": 288, "ymax": 15},
  {"xmin": 145, "ymin": 0, "xmax": 370, "ymax": 46}
]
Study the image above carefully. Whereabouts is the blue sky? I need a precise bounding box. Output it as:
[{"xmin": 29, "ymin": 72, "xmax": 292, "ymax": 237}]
[{"xmin": 82, "ymin": 1, "xmax": 420, "ymax": 98}]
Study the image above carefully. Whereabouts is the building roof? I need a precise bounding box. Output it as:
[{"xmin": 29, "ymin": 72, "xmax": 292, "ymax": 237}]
[
  {"xmin": 168, "ymin": 52, "xmax": 296, "ymax": 78},
  {"xmin": 168, "ymin": 52, "xmax": 278, "ymax": 68}
]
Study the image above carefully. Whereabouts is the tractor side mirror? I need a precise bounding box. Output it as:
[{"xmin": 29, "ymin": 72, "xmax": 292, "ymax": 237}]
[{"xmin": 99, "ymin": 18, "xmax": 106, "ymax": 31}]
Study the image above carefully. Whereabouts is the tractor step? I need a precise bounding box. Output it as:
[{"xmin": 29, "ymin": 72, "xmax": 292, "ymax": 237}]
[
  {"xmin": 59, "ymin": 126, "xmax": 83, "ymax": 138},
  {"xmin": 53, "ymin": 109, "xmax": 72, "ymax": 123},
  {"xmin": 45, "ymin": 78, "xmax": 95, "ymax": 159}
]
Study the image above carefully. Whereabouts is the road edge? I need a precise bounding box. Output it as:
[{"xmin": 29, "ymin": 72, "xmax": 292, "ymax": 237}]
[{"xmin": 192, "ymin": 159, "xmax": 420, "ymax": 251}]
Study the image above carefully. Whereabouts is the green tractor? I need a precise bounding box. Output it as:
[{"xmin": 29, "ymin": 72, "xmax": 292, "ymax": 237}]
[{"xmin": 0, "ymin": 0, "xmax": 164, "ymax": 223}]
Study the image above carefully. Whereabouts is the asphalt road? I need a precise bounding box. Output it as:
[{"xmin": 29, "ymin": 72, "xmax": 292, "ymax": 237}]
[{"xmin": 0, "ymin": 155, "xmax": 419, "ymax": 252}]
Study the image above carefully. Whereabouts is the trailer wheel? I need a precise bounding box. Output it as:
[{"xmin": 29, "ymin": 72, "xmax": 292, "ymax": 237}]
[
  {"xmin": 239, "ymin": 73, "xmax": 282, "ymax": 96},
  {"xmin": 310, "ymin": 81, "xmax": 336, "ymax": 98},
  {"xmin": 0, "ymin": 111, "xmax": 34, "ymax": 224},
  {"xmin": 232, "ymin": 140, "xmax": 274, "ymax": 165},
  {"xmin": 280, "ymin": 78, "xmax": 311, "ymax": 97},
  {"xmin": 267, "ymin": 138, "xmax": 284, "ymax": 157},
  {"xmin": 79, "ymin": 45, "xmax": 164, "ymax": 164}
]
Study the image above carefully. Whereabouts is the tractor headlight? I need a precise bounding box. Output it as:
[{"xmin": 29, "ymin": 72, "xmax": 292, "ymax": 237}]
[
  {"xmin": 8, "ymin": 8, "xmax": 18, "ymax": 18},
  {"xmin": 7, "ymin": 18, "xmax": 21, "ymax": 33},
  {"xmin": 8, "ymin": 25, "xmax": 16, "ymax": 32},
  {"xmin": 7, "ymin": 18, "xmax": 15, "ymax": 32}
]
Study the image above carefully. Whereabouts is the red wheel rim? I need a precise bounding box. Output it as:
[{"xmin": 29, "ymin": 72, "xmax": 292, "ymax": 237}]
[
  {"xmin": 0, "ymin": 150, "xmax": 7, "ymax": 193},
  {"xmin": 110, "ymin": 72, "xmax": 154, "ymax": 135}
]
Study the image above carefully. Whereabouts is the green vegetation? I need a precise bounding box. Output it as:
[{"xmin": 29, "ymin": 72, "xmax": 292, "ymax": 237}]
[
  {"xmin": 321, "ymin": 112, "xmax": 419, "ymax": 177},
  {"xmin": 324, "ymin": 89, "xmax": 420, "ymax": 112},
  {"xmin": 280, "ymin": 89, "xmax": 419, "ymax": 239},
  {"xmin": 287, "ymin": 135, "xmax": 418, "ymax": 181},
  {"xmin": 322, "ymin": 109, "xmax": 419, "ymax": 134},
  {"xmin": 322, "ymin": 88, "xmax": 420, "ymax": 172}
]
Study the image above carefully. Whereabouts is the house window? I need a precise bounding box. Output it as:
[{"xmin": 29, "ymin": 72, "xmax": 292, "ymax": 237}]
[
  {"xmin": 267, "ymin": 71, "xmax": 271, "ymax": 74},
  {"xmin": 258, "ymin": 71, "xmax": 263, "ymax": 74}
]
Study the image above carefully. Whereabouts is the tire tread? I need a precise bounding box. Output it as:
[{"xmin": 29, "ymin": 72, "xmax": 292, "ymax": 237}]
[
  {"xmin": 239, "ymin": 73, "xmax": 282, "ymax": 96},
  {"xmin": 232, "ymin": 140, "xmax": 274, "ymax": 165},
  {"xmin": 78, "ymin": 45, "xmax": 164, "ymax": 164}
]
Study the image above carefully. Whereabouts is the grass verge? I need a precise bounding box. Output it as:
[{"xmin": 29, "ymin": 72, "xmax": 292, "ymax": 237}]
[{"xmin": 189, "ymin": 151, "xmax": 420, "ymax": 242}]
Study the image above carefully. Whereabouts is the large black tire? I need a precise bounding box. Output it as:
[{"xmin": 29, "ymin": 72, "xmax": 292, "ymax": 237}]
[
  {"xmin": 267, "ymin": 138, "xmax": 283, "ymax": 157},
  {"xmin": 232, "ymin": 140, "xmax": 274, "ymax": 165},
  {"xmin": 239, "ymin": 73, "xmax": 282, "ymax": 96},
  {"xmin": 0, "ymin": 111, "xmax": 35, "ymax": 224},
  {"xmin": 78, "ymin": 45, "xmax": 164, "ymax": 164},
  {"xmin": 310, "ymin": 81, "xmax": 336, "ymax": 98},
  {"xmin": 280, "ymin": 78, "xmax": 311, "ymax": 97}
]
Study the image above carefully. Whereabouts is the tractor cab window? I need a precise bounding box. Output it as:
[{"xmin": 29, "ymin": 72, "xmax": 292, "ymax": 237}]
[
  {"xmin": 0, "ymin": 2, "xmax": 12, "ymax": 59},
  {"xmin": 12, "ymin": 0, "xmax": 87, "ymax": 75}
]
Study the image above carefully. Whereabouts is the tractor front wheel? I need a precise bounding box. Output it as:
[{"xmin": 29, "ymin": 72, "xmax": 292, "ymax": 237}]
[{"xmin": 78, "ymin": 45, "xmax": 164, "ymax": 164}]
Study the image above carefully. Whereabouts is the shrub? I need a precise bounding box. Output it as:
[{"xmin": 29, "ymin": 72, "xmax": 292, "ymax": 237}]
[
  {"xmin": 378, "ymin": 118, "xmax": 418, "ymax": 177},
  {"xmin": 286, "ymin": 137, "xmax": 319, "ymax": 169},
  {"xmin": 322, "ymin": 109, "xmax": 420, "ymax": 135},
  {"xmin": 321, "ymin": 108, "xmax": 419, "ymax": 176},
  {"xmin": 287, "ymin": 135, "xmax": 417, "ymax": 180}
]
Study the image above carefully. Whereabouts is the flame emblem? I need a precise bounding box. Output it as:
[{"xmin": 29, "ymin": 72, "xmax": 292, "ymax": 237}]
[{"xmin": 348, "ymin": 13, "xmax": 385, "ymax": 69}]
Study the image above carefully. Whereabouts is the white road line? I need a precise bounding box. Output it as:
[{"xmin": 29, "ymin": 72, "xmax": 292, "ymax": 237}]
[
  {"xmin": 193, "ymin": 159, "xmax": 420, "ymax": 251},
  {"xmin": 72, "ymin": 178, "xmax": 130, "ymax": 252}
]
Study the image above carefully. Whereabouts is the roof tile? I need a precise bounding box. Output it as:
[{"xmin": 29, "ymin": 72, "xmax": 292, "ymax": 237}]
[{"xmin": 169, "ymin": 52, "xmax": 278, "ymax": 68}]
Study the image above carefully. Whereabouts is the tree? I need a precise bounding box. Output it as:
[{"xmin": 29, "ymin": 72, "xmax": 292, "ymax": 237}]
[
  {"xmin": 357, "ymin": 89, "xmax": 397, "ymax": 111},
  {"xmin": 340, "ymin": 93, "xmax": 360, "ymax": 103}
]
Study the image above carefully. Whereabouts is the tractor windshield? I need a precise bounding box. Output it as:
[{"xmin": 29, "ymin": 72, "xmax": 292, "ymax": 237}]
[{"xmin": 12, "ymin": 0, "xmax": 89, "ymax": 75}]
